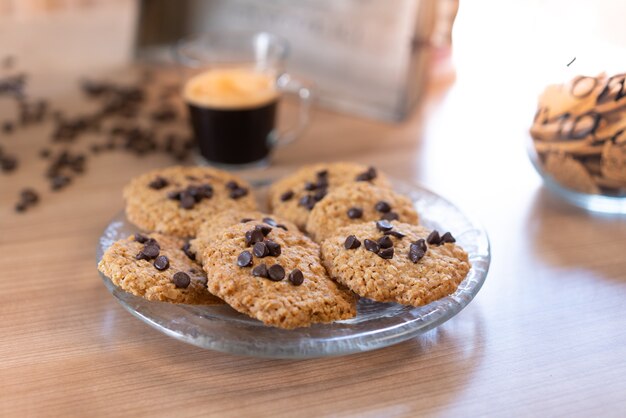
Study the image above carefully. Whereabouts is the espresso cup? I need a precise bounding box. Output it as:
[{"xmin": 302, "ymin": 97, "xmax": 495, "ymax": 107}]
[{"xmin": 175, "ymin": 32, "xmax": 312, "ymax": 168}]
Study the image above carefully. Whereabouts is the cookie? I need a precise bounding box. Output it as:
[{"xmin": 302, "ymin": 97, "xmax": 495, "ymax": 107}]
[
  {"xmin": 320, "ymin": 221, "xmax": 470, "ymax": 307},
  {"xmin": 268, "ymin": 162, "xmax": 391, "ymax": 230},
  {"xmin": 305, "ymin": 182, "xmax": 419, "ymax": 242},
  {"xmin": 196, "ymin": 221, "xmax": 357, "ymax": 329},
  {"xmin": 98, "ymin": 232, "xmax": 222, "ymax": 305},
  {"xmin": 123, "ymin": 166, "xmax": 257, "ymax": 237},
  {"xmin": 189, "ymin": 210, "xmax": 299, "ymax": 264},
  {"xmin": 601, "ymin": 139, "xmax": 626, "ymax": 183},
  {"xmin": 542, "ymin": 152, "xmax": 600, "ymax": 194}
]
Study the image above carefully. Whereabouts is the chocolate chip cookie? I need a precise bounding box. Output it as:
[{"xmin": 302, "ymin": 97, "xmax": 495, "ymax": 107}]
[
  {"xmin": 98, "ymin": 232, "xmax": 222, "ymax": 305},
  {"xmin": 305, "ymin": 182, "xmax": 419, "ymax": 242},
  {"xmin": 320, "ymin": 221, "xmax": 470, "ymax": 307}
]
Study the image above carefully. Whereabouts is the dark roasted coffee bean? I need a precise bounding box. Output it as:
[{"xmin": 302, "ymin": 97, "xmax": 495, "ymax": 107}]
[
  {"xmin": 288, "ymin": 269, "xmax": 304, "ymax": 286},
  {"xmin": 167, "ymin": 190, "xmax": 182, "ymax": 200},
  {"xmin": 148, "ymin": 176, "xmax": 168, "ymax": 190},
  {"xmin": 237, "ymin": 251, "xmax": 253, "ymax": 267},
  {"xmin": 381, "ymin": 211, "xmax": 399, "ymax": 221},
  {"xmin": 355, "ymin": 166, "xmax": 377, "ymax": 181},
  {"xmin": 255, "ymin": 224, "xmax": 272, "ymax": 236},
  {"xmin": 427, "ymin": 230, "xmax": 441, "ymax": 245},
  {"xmin": 50, "ymin": 175, "xmax": 71, "ymax": 190},
  {"xmin": 267, "ymin": 264, "xmax": 285, "ymax": 281},
  {"xmin": 182, "ymin": 241, "xmax": 196, "ymax": 260},
  {"xmin": 262, "ymin": 217, "xmax": 277, "ymax": 226},
  {"xmin": 253, "ymin": 241, "xmax": 269, "ymax": 258},
  {"xmin": 299, "ymin": 194, "xmax": 316, "ymax": 210},
  {"xmin": 280, "ymin": 190, "xmax": 294, "ymax": 201},
  {"xmin": 344, "ymin": 235, "xmax": 361, "ymax": 250},
  {"xmin": 241, "ymin": 218, "xmax": 253, "ymax": 223},
  {"xmin": 245, "ymin": 228, "xmax": 265, "ymax": 246},
  {"xmin": 153, "ymin": 255, "xmax": 170, "ymax": 271},
  {"xmin": 180, "ymin": 192, "xmax": 195, "ymax": 209},
  {"xmin": 265, "ymin": 240, "xmax": 281, "ymax": 257},
  {"xmin": 364, "ymin": 239, "xmax": 380, "ymax": 253},
  {"xmin": 414, "ymin": 238, "xmax": 427, "ymax": 252},
  {"xmin": 229, "ymin": 187, "xmax": 248, "ymax": 199},
  {"xmin": 225, "ymin": 180, "xmax": 238, "ymax": 190},
  {"xmin": 142, "ymin": 244, "xmax": 160, "ymax": 259},
  {"xmin": 347, "ymin": 207, "xmax": 363, "ymax": 219},
  {"xmin": 376, "ymin": 219, "xmax": 393, "ymax": 232},
  {"xmin": 408, "ymin": 243, "xmax": 425, "ymax": 263},
  {"xmin": 134, "ymin": 233, "xmax": 149, "ymax": 243},
  {"xmin": 375, "ymin": 201, "xmax": 391, "ymax": 213},
  {"xmin": 20, "ymin": 188, "xmax": 39, "ymax": 204},
  {"xmin": 252, "ymin": 263, "xmax": 268, "ymax": 278},
  {"xmin": 377, "ymin": 235, "xmax": 393, "ymax": 249},
  {"xmin": 384, "ymin": 230, "xmax": 406, "ymax": 239},
  {"xmin": 440, "ymin": 232, "xmax": 456, "ymax": 244},
  {"xmin": 378, "ymin": 247, "xmax": 394, "ymax": 259},
  {"xmin": 172, "ymin": 271, "xmax": 191, "ymax": 288}
]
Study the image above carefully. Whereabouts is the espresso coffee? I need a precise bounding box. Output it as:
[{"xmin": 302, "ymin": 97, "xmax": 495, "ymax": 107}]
[{"xmin": 183, "ymin": 68, "xmax": 279, "ymax": 165}]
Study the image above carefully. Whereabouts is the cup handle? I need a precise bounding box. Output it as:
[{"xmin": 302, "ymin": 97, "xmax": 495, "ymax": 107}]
[{"xmin": 272, "ymin": 73, "xmax": 313, "ymax": 147}]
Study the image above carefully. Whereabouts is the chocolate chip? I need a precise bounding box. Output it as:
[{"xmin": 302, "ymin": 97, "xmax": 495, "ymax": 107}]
[
  {"xmin": 288, "ymin": 269, "xmax": 304, "ymax": 286},
  {"xmin": 182, "ymin": 241, "xmax": 196, "ymax": 260},
  {"xmin": 298, "ymin": 194, "xmax": 316, "ymax": 210},
  {"xmin": 255, "ymin": 224, "xmax": 272, "ymax": 236},
  {"xmin": 316, "ymin": 169, "xmax": 328, "ymax": 178},
  {"xmin": 50, "ymin": 175, "xmax": 71, "ymax": 190},
  {"xmin": 313, "ymin": 188, "xmax": 327, "ymax": 202},
  {"xmin": 245, "ymin": 229, "xmax": 265, "ymax": 246},
  {"xmin": 225, "ymin": 180, "xmax": 238, "ymax": 190},
  {"xmin": 440, "ymin": 232, "xmax": 456, "ymax": 244},
  {"xmin": 377, "ymin": 235, "xmax": 393, "ymax": 249},
  {"xmin": 265, "ymin": 240, "xmax": 281, "ymax": 256},
  {"xmin": 276, "ymin": 224, "xmax": 288, "ymax": 231},
  {"xmin": 316, "ymin": 176, "xmax": 329, "ymax": 188},
  {"xmin": 229, "ymin": 187, "xmax": 248, "ymax": 199},
  {"xmin": 262, "ymin": 217, "xmax": 277, "ymax": 226},
  {"xmin": 252, "ymin": 263, "xmax": 268, "ymax": 278},
  {"xmin": 375, "ymin": 201, "xmax": 391, "ymax": 213},
  {"xmin": 142, "ymin": 244, "xmax": 160, "ymax": 259},
  {"xmin": 180, "ymin": 192, "xmax": 195, "ymax": 209},
  {"xmin": 408, "ymin": 243, "xmax": 426, "ymax": 263},
  {"xmin": 427, "ymin": 230, "xmax": 441, "ymax": 245},
  {"xmin": 134, "ymin": 233, "xmax": 149, "ymax": 243},
  {"xmin": 153, "ymin": 255, "xmax": 170, "ymax": 271},
  {"xmin": 347, "ymin": 207, "xmax": 363, "ymax": 219},
  {"xmin": 280, "ymin": 190, "xmax": 294, "ymax": 201},
  {"xmin": 241, "ymin": 218, "xmax": 253, "ymax": 223},
  {"xmin": 381, "ymin": 212, "xmax": 399, "ymax": 221},
  {"xmin": 267, "ymin": 264, "xmax": 285, "ymax": 281},
  {"xmin": 237, "ymin": 251, "xmax": 253, "ymax": 267},
  {"xmin": 376, "ymin": 219, "xmax": 393, "ymax": 232},
  {"xmin": 1, "ymin": 156, "xmax": 18, "ymax": 172},
  {"xmin": 167, "ymin": 190, "xmax": 182, "ymax": 200},
  {"xmin": 144, "ymin": 238, "xmax": 160, "ymax": 250},
  {"xmin": 253, "ymin": 242, "xmax": 269, "ymax": 258},
  {"xmin": 384, "ymin": 230, "xmax": 406, "ymax": 239},
  {"xmin": 344, "ymin": 235, "xmax": 361, "ymax": 249},
  {"xmin": 355, "ymin": 166, "xmax": 377, "ymax": 181},
  {"xmin": 198, "ymin": 184, "xmax": 213, "ymax": 199},
  {"xmin": 148, "ymin": 177, "xmax": 168, "ymax": 190},
  {"xmin": 378, "ymin": 247, "xmax": 394, "ymax": 259},
  {"xmin": 20, "ymin": 188, "xmax": 39, "ymax": 204},
  {"xmin": 364, "ymin": 239, "xmax": 380, "ymax": 253},
  {"xmin": 172, "ymin": 271, "xmax": 191, "ymax": 288},
  {"xmin": 413, "ymin": 238, "xmax": 427, "ymax": 252},
  {"xmin": 304, "ymin": 181, "xmax": 317, "ymax": 191}
]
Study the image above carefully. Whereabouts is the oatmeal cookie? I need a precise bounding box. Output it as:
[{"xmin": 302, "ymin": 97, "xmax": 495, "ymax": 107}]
[{"xmin": 543, "ymin": 152, "xmax": 600, "ymax": 194}]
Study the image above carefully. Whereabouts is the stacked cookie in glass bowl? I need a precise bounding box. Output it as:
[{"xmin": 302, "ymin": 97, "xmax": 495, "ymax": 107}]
[{"xmin": 98, "ymin": 163, "xmax": 471, "ymax": 329}]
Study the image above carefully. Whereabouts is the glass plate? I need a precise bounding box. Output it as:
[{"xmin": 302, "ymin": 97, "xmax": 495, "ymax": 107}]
[{"xmin": 96, "ymin": 180, "xmax": 490, "ymax": 359}]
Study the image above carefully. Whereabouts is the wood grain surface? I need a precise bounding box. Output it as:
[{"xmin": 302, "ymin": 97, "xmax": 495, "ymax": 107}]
[{"xmin": 2, "ymin": 2, "xmax": 626, "ymax": 417}]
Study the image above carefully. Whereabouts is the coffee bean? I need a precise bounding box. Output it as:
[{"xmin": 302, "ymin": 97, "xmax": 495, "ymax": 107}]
[
  {"xmin": 265, "ymin": 240, "xmax": 282, "ymax": 257},
  {"xmin": 427, "ymin": 230, "xmax": 441, "ymax": 245},
  {"xmin": 375, "ymin": 201, "xmax": 391, "ymax": 213},
  {"xmin": 252, "ymin": 263, "xmax": 269, "ymax": 278},
  {"xmin": 241, "ymin": 218, "xmax": 253, "ymax": 223},
  {"xmin": 413, "ymin": 238, "xmax": 427, "ymax": 252},
  {"xmin": 262, "ymin": 217, "xmax": 277, "ymax": 226},
  {"xmin": 245, "ymin": 229, "xmax": 265, "ymax": 246},
  {"xmin": 381, "ymin": 211, "xmax": 399, "ymax": 221},
  {"xmin": 280, "ymin": 190, "xmax": 294, "ymax": 201},
  {"xmin": 20, "ymin": 188, "xmax": 39, "ymax": 204},
  {"xmin": 149, "ymin": 176, "xmax": 168, "ymax": 190},
  {"xmin": 378, "ymin": 247, "xmax": 394, "ymax": 259},
  {"xmin": 304, "ymin": 181, "xmax": 317, "ymax": 191},
  {"xmin": 384, "ymin": 230, "xmax": 406, "ymax": 239},
  {"xmin": 255, "ymin": 224, "xmax": 272, "ymax": 236},
  {"xmin": 347, "ymin": 207, "xmax": 363, "ymax": 219},
  {"xmin": 134, "ymin": 233, "xmax": 149, "ymax": 243},
  {"xmin": 172, "ymin": 271, "xmax": 191, "ymax": 288},
  {"xmin": 182, "ymin": 241, "xmax": 196, "ymax": 260},
  {"xmin": 408, "ymin": 243, "xmax": 425, "ymax": 263},
  {"xmin": 344, "ymin": 235, "xmax": 361, "ymax": 250},
  {"xmin": 377, "ymin": 235, "xmax": 393, "ymax": 249},
  {"xmin": 153, "ymin": 255, "xmax": 170, "ymax": 271},
  {"xmin": 267, "ymin": 264, "xmax": 285, "ymax": 281},
  {"xmin": 355, "ymin": 166, "xmax": 377, "ymax": 181},
  {"xmin": 229, "ymin": 187, "xmax": 248, "ymax": 199},
  {"xmin": 142, "ymin": 244, "xmax": 160, "ymax": 259},
  {"xmin": 180, "ymin": 192, "xmax": 195, "ymax": 209},
  {"xmin": 376, "ymin": 219, "xmax": 393, "ymax": 232},
  {"xmin": 288, "ymin": 269, "xmax": 304, "ymax": 286},
  {"xmin": 253, "ymin": 241, "xmax": 269, "ymax": 258},
  {"xmin": 440, "ymin": 232, "xmax": 456, "ymax": 244},
  {"xmin": 364, "ymin": 239, "xmax": 380, "ymax": 253},
  {"xmin": 50, "ymin": 175, "xmax": 71, "ymax": 190},
  {"xmin": 237, "ymin": 251, "xmax": 253, "ymax": 267}
]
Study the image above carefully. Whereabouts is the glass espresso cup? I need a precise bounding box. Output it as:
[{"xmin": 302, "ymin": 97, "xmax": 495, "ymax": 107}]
[{"xmin": 174, "ymin": 32, "xmax": 312, "ymax": 168}]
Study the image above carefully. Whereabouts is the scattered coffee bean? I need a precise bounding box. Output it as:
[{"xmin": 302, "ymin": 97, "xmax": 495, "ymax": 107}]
[
  {"xmin": 355, "ymin": 166, "xmax": 377, "ymax": 181},
  {"xmin": 262, "ymin": 217, "xmax": 277, "ymax": 226},
  {"xmin": 375, "ymin": 201, "xmax": 391, "ymax": 213},
  {"xmin": 172, "ymin": 271, "xmax": 191, "ymax": 288},
  {"xmin": 376, "ymin": 219, "xmax": 393, "ymax": 232},
  {"xmin": 377, "ymin": 235, "xmax": 393, "ymax": 249},
  {"xmin": 237, "ymin": 251, "xmax": 253, "ymax": 267},
  {"xmin": 265, "ymin": 240, "xmax": 281, "ymax": 257},
  {"xmin": 288, "ymin": 269, "xmax": 304, "ymax": 286},
  {"xmin": 245, "ymin": 228, "xmax": 265, "ymax": 246},
  {"xmin": 427, "ymin": 230, "xmax": 441, "ymax": 245},
  {"xmin": 241, "ymin": 218, "xmax": 253, "ymax": 223},
  {"xmin": 134, "ymin": 233, "xmax": 149, "ymax": 243},
  {"xmin": 378, "ymin": 247, "xmax": 394, "ymax": 259},
  {"xmin": 252, "ymin": 263, "xmax": 268, "ymax": 278},
  {"xmin": 347, "ymin": 207, "xmax": 363, "ymax": 219},
  {"xmin": 384, "ymin": 230, "xmax": 406, "ymax": 239},
  {"xmin": 408, "ymin": 243, "xmax": 426, "ymax": 263},
  {"xmin": 280, "ymin": 190, "xmax": 294, "ymax": 201},
  {"xmin": 182, "ymin": 241, "xmax": 196, "ymax": 260},
  {"xmin": 253, "ymin": 241, "xmax": 269, "ymax": 258},
  {"xmin": 180, "ymin": 192, "xmax": 195, "ymax": 209},
  {"xmin": 344, "ymin": 235, "xmax": 361, "ymax": 250},
  {"xmin": 153, "ymin": 255, "xmax": 170, "ymax": 271},
  {"xmin": 267, "ymin": 264, "xmax": 285, "ymax": 281},
  {"xmin": 364, "ymin": 239, "xmax": 380, "ymax": 253},
  {"xmin": 229, "ymin": 187, "xmax": 248, "ymax": 199},
  {"xmin": 148, "ymin": 176, "xmax": 168, "ymax": 190},
  {"xmin": 381, "ymin": 211, "xmax": 399, "ymax": 221},
  {"xmin": 255, "ymin": 224, "xmax": 272, "ymax": 236},
  {"xmin": 440, "ymin": 232, "xmax": 456, "ymax": 244},
  {"xmin": 50, "ymin": 175, "xmax": 71, "ymax": 190}
]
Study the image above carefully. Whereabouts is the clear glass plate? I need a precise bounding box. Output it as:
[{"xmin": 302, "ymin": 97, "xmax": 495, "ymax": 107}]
[{"xmin": 96, "ymin": 180, "xmax": 490, "ymax": 359}]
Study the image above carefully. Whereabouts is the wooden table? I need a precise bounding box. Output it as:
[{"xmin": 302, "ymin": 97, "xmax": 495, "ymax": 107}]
[{"xmin": 2, "ymin": 3, "xmax": 626, "ymax": 417}]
